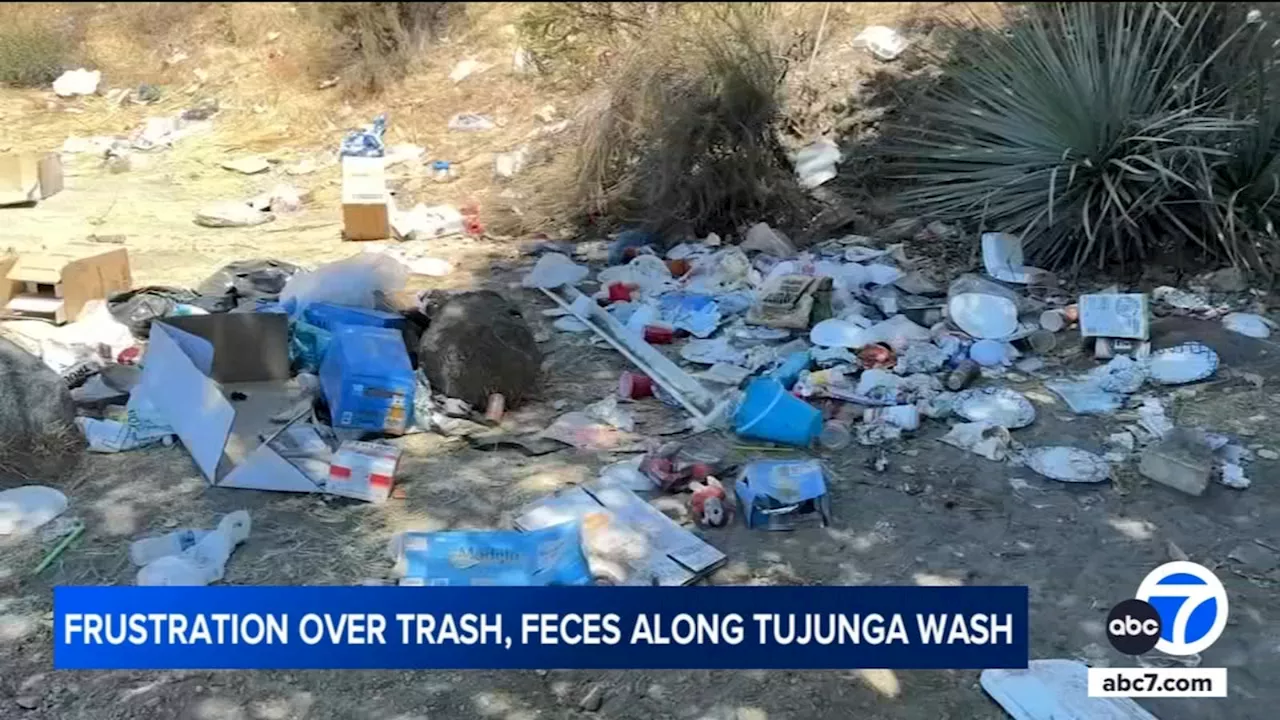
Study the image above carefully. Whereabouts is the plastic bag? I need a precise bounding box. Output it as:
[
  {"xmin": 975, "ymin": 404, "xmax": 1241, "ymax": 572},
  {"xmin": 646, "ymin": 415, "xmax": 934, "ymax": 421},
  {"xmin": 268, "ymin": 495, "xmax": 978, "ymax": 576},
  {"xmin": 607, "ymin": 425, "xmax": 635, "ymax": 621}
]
[
  {"xmin": 279, "ymin": 254, "xmax": 408, "ymax": 317},
  {"xmin": 339, "ymin": 114, "xmax": 387, "ymax": 158},
  {"xmin": 195, "ymin": 258, "xmax": 303, "ymax": 307}
]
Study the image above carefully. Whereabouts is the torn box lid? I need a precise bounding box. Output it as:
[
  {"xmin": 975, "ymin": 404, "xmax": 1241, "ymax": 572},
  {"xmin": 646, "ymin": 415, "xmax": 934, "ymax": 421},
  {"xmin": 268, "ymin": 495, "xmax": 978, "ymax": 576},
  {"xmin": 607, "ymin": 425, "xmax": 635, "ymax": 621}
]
[
  {"xmin": 137, "ymin": 313, "xmax": 330, "ymax": 492},
  {"xmin": 736, "ymin": 459, "xmax": 832, "ymax": 531}
]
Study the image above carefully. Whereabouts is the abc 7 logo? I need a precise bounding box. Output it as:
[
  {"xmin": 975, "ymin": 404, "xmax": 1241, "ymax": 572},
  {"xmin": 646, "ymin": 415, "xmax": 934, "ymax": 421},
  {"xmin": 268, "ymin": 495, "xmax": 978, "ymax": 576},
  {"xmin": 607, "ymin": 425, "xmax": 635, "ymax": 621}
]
[{"xmin": 1106, "ymin": 599, "xmax": 1162, "ymax": 655}]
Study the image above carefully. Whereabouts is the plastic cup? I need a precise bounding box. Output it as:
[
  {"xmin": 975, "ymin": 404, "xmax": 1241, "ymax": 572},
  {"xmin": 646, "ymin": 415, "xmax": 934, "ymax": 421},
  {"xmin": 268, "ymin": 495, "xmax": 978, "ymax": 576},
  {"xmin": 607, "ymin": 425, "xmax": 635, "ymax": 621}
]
[
  {"xmin": 607, "ymin": 283, "xmax": 632, "ymax": 302},
  {"xmin": 643, "ymin": 325, "xmax": 675, "ymax": 344},
  {"xmin": 734, "ymin": 378, "xmax": 823, "ymax": 446},
  {"xmin": 618, "ymin": 372, "xmax": 654, "ymax": 399}
]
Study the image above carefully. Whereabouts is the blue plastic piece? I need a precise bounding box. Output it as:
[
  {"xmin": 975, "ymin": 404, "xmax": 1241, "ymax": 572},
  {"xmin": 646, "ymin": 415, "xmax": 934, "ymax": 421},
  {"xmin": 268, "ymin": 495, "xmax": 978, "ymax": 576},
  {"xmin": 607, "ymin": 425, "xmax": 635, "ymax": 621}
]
[
  {"xmin": 735, "ymin": 459, "xmax": 832, "ymax": 531},
  {"xmin": 319, "ymin": 325, "xmax": 415, "ymax": 434},
  {"xmin": 339, "ymin": 114, "xmax": 387, "ymax": 158},
  {"xmin": 397, "ymin": 523, "xmax": 594, "ymax": 586},
  {"xmin": 769, "ymin": 350, "xmax": 812, "ymax": 390},
  {"xmin": 733, "ymin": 378, "xmax": 822, "ymax": 446},
  {"xmin": 302, "ymin": 302, "xmax": 406, "ymax": 332}
]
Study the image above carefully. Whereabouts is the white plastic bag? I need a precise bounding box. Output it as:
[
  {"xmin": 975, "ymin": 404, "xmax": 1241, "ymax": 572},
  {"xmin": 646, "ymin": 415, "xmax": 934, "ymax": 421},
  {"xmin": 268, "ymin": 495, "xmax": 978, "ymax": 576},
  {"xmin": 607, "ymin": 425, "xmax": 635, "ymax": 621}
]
[{"xmin": 280, "ymin": 253, "xmax": 408, "ymax": 316}]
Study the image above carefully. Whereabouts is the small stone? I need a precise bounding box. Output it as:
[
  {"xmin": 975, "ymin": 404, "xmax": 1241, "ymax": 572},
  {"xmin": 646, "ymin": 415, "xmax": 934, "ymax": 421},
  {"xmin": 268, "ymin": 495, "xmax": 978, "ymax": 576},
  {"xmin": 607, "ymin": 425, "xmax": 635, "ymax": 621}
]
[
  {"xmin": 1207, "ymin": 267, "xmax": 1248, "ymax": 293},
  {"xmin": 1258, "ymin": 449, "xmax": 1279, "ymax": 460},
  {"xmin": 15, "ymin": 696, "xmax": 38, "ymax": 710},
  {"xmin": 579, "ymin": 684, "xmax": 605, "ymax": 712},
  {"xmin": 1166, "ymin": 540, "xmax": 1189, "ymax": 561},
  {"xmin": 1228, "ymin": 542, "xmax": 1278, "ymax": 575}
]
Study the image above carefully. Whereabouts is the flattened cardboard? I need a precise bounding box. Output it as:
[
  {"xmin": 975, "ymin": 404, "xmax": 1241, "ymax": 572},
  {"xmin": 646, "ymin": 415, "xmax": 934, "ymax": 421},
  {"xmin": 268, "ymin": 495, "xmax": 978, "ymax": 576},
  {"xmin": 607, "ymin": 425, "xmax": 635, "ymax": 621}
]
[
  {"xmin": 139, "ymin": 313, "xmax": 323, "ymax": 493},
  {"xmin": 1078, "ymin": 293, "xmax": 1150, "ymax": 340},
  {"xmin": 514, "ymin": 480, "xmax": 725, "ymax": 586}
]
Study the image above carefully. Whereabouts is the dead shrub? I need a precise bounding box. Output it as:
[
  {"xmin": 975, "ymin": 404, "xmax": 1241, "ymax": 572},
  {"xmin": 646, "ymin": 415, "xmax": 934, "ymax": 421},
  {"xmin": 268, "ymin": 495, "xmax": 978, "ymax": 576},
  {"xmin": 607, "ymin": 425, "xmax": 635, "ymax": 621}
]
[
  {"xmin": 0, "ymin": 16, "xmax": 79, "ymax": 88},
  {"xmin": 517, "ymin": 2, "xmax": 685, "ymax": 79},
  {"xmin": 310, "ymin": 2, "xmax": 463, "ymax": 95},
  {"xmin": 544, "ymin": 6, "xmax": 811, "ymax": 239}
]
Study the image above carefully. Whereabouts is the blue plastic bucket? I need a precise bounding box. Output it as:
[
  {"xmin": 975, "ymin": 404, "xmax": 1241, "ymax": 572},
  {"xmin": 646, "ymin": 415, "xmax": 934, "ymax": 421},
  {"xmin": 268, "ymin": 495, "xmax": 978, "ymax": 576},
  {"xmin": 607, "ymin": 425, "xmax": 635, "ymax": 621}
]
[{"xmin": 734, "ymin": 378, "xmax": 822, "ymax": 446}]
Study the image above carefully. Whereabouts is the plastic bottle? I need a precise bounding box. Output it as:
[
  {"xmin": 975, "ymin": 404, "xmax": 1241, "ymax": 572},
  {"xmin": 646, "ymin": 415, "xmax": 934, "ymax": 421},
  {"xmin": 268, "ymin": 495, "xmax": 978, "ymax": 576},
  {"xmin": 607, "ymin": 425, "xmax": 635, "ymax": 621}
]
[
  {"xmin": 135, "ymin": 511, "xmax": 251, "ymax": 586},
  {"xmin": 130, "ymin": 528, "xmax": 210, "ymax": 566}
]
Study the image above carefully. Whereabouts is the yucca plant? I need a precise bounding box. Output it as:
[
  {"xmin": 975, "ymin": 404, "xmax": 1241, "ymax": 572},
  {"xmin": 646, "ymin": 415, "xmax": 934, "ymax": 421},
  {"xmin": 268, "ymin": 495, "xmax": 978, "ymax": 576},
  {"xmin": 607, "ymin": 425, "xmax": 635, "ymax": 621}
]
[{"xmin": 890, "ymin": 2, "xmax": 1259, "ymax": 272}]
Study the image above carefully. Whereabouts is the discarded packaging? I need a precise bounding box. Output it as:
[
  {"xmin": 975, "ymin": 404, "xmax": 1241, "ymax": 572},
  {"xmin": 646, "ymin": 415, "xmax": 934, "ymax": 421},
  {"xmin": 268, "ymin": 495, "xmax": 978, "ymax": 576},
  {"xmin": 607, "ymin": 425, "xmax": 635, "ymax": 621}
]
[
  {"xmin": 220, "ymin": 156, "xmax": 270, "ymax": 175},
  {"xmin": 0, "ymin": 486, "xmax": 67, "ymax": 536},
  {"xmin": 392, "ymin": 203, "xmax": 464, "ymax": 241},
  {"xmin": 980, "ymin": 233, "xmax": 1048, "ymax": 284},
  {"xmin": 2, "ymin": 245, "xmax": 131, "ymax": 325},
  {"xmin": 1024, "ymin": 447, "xmax": 1111, "ymax": 484},
  {"xmin": 391, "ymin": 523, "xmax": 593, "ymax": 586},
  {"xmin": 949, "ymin": 292, "xmax": 1018, "ymax": 339},
  {"xmin": 1139, "ymin": 430, "xmax": 1213, "ymax": 496},
  {"xmin": 1222, "ymin": 312, "xmax": 1272, "ymax": 339},
  {"xmin": 53, "ymin": 68, "xmax": 101, "ymax": 97},
  {"xmin": 952, "ymin": 387, "xmax": 1036, "ymax": 429},
  {"xmin": 1078, "ymin": 293, "xmax": 1150, "ymax": 340},
  {"xmin": 136, "ymin": 510, "xmax": 251, "ymax": 586},
  {"xmin": 864, "ymin": 404, "xmax": 920, "ymax": 431},
  {"xmin": 736, "ymin": 460, "xmax": 832, "ymax": 531},
  {"xmin": 341, "ymin": 156, "xmax": 391, "ymax": 240},
  {"xmin": 853, "ymin": 26, "xmax": 909, "ymax": 61},
  {"xmin": 1045, "ymin": 380, "xmax": 1122, "ymax": 415},
  {"xmin": 981, "ymin": 660, "xmax": 1157, "ymax": 720},
  {"xmin": 320, "ymin": 325, "xmax": 415, "ymax": 434},
  {"xmin": 1, "ymin": 152, "xmax": 63, "ymax": 206},
  {"xmin": 793, "ymin": 139, "xmax": 842, "ymax": 189},
  {"xmin": 515, "ymin": 480, "xmax": 726, "ymax": 585},
  {"xmin": 327, "ymin": 440, "xmax": 401, "ymax": 503},
  {"xmin": 741, "ymin": 223, "xmax": 796, "ymax": 257},
  {"xmin": 524, "ymin": 252, "xmax": 589, "ymax": 289},
  {"xmin": 281, "ymin": 253, "xmax": 407, "ymax": 316},
  {"xmin": 448, "ymin": 113, "xmax": 496, "ymax": 132},
  {"xmin": 941, "ymin": 422, "xmax": 1012, "ymax": 462}
]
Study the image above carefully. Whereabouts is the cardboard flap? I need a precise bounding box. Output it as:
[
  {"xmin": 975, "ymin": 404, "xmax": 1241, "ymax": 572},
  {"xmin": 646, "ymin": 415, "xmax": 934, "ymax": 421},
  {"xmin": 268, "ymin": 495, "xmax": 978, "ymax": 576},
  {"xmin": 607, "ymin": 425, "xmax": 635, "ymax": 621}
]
[
  {"xmin": 7, "ymin": 255, "xmax": 67, "ymax": 284},
  {"xmin": 144, "ymin": 323, "xmax": 237, "ymax": 479},
  {"xmin": 161, "ymin": 314, "xmax": 291, "ymax": 383}
]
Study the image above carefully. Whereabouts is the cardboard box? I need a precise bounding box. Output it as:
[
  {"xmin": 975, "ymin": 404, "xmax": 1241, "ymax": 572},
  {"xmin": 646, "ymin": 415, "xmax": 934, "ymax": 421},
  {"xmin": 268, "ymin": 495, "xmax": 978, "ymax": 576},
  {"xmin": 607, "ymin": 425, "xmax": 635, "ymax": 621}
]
[
  {"xmin": 326, "ymin": 440, "xmax": 401, "ymax": 504},
  {"xmin": 341, "ymin": 156, "xmax": 390, "ymax": 241},
  {"xmin": 135, "ymin": 313, "xmax": 328, "ymax": 493},
  {"xmin": 0, "ymin": 152, "xmax": 63, "ymax": 206},
  {"xmin": 1078, "ymin": 293, "xmax": 1150, "ymax": 340},
  {"xmin": 3, "ymin": 245, "xmax": 131, "ymax": 324}
]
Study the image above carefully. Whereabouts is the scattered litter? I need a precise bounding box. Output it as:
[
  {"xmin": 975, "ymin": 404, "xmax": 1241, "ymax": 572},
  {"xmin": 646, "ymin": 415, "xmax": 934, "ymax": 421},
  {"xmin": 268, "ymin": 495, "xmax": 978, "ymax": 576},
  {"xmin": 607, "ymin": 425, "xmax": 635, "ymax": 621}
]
[
  {"xmin": 449, "ymin": 59, "xmax": 490, "ymax": 83},
  {"xmin": 391, "ymin": 524, "xmax": 592, "ymax": 587},
  {"xmin": 392, "ymin": 203, "xmax": 464, "ymax": 241},
  {"xmin": 793, "ymin": 139, "xmax": 842, "ymax": 189},
  {"xmin": 1220, "ymin": 463, "xmax": 1250, "ymax": 490},
  {"xmin": 494, "ymin": 146, "xmax": 529, "ymax": 178},
  {"xmin": 1139, "ymin": 429, "xmax": 1213, "ymax": 496},
  {"xmin": 741, "ymin": 223, "xmax": 796, "ymax": 257},
  {"xmin": 53, "ymin": 68, "xmax": 101, "ymax": 97},
  {"xmin": 135, "ymin": 510, "xmax": 251, "ymax": 586},
  {"xmin": 516, "ymin": 480, "xmax": 725, "ymax": 585},
  {"xmin": 1078, "ymin": 293, "xmax": 1150, "ymax": 340},
  {"xmin": 736, "ymin": 460, "xmax": 831, "ymax": 530},
  {"xmin": 281, "ymin": 253, "xmax": 407, "ymax": 316},
  {"xmin": 1046, "ymin": 380, "xmax": 1122, "ymax": 415},
  {"xmin": 1024, "ymin": 447, "xmax": 1111, "ymax": 484},
  {"xmin": 0, "ymin": 486, "xmax": 68, "ymax": 536},
  {"xmin": 810, "ymin": 318, "xmax": 870, "ymax": 348},
  {"xmin": 220, "ymin": 156, "xmax": 270, "ymax": 175},
  {"xmin": 853, "ymin": 26, "xmax": 909, "ymax": 61},
  {"xmin": 953, "ymin": 387, "xmax": 1036, "ymax": 429},
  {"xmin": 1153, "ymin": 286, "xmax": 1213, "ymax": 313},
  {"xmin": 1137, "ymin": 398, "xmax": 1175, "ymax": 440},
  {"xmin": 1146, "ymin": 342, "xmax": 1219, "ymax": 385},
  {"xmin": 734, "ymin": 378, "xmax": 822, "ymax": 446},
  {"xmin": 583, "ymin": 396, "xmax": 636, "ymax": 432},
  {"xmin": 941, "ymin": 422, "xmax": 1012, "ymax": 462},
  {"xmin": 339, "ymin": 114, "xmax": 386, "ymax": 158},
  {"xmin": 697, "ymin": 363, "xmax": 752, "ymax": 386},
  {"xmin": 948, "ymin": 284, "xmax": 1018, "ymax": 339},
  {"xmin": 383, "ymin": 143, "xmax": 425, "ymax": 168},
  {"xmin": 864, "ymin": 404, "xmax": 920, "ymax": 431},
  {"xmin": 981, "ymin": 660, "xmax": 1157, "ymax": 720},
  {"xmin": 980, "ymin": 233, "xmax": 1048, "ymax": 284},
  {"xmin": 448, "ymin": 113, "xmax": 496, "ymax": 132},
  {"xmin": 326, "ymin": 440, "xmax": 401, "ymax": 503},
  {"xmin": 1222, "ymin": 312, "xmax": 1272, "ymax": 339},
  {"xmin": 195, "ymin": 201, "xmax": 274, "ymax": 228},
  {"xmin": 523, "ymin": 253, "xmax": 588, "ymax": 289},
  {"xmin": 969, "ymin": 338, "xmax": 1012, "ymax": 367}
]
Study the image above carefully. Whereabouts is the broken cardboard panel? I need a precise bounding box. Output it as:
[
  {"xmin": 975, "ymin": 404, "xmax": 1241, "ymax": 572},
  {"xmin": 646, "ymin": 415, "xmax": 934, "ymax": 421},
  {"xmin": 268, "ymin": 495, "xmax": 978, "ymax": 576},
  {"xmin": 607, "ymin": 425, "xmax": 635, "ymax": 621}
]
[
  {"xmin": 514, "ymin": 480, "xmax": 726, "ymax": 586},
  {"xmin": 747, "ymin": 274, "xmax": 820, "ymax": 329},
  {"xmin": 736, "ymin": 459, "xmax": 832, "ymax": 531},
  {"xmin": 0, "ymin": 152, "xmax": 62, "ymax": 206},
  {"xmin": 1078, "ymin": 293, "xmax": 1150, "ymax": 340},
  {"xmin": 3, "ymin": 245, "xmax": 131, "ymax": 324},
  {"xmin": 139, "ymin": 313, "xmax": 326, "ymax": 493}
]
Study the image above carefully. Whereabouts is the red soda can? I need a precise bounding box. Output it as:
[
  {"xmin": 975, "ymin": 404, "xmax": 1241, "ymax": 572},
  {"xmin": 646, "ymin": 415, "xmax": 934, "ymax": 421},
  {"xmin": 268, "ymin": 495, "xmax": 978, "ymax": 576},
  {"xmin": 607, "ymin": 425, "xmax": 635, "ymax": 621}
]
[
  {"xmin": 618, "ymin": 371, "xmax": 655, "ymax": 399},
  {"xmin": 643, "ymin": 325, "xmax": 674, "ymax": 344}
]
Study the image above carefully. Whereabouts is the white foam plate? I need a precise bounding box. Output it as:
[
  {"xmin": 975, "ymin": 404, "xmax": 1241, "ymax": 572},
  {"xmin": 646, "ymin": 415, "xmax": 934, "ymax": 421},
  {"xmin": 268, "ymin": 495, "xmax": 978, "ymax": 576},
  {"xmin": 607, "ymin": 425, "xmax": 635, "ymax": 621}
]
[
  {"xmin": 1147, "ymin": 342, "xmax": 1219, "ymax": 386},
  {"xmin": 1025, "ymin": 447, "xmax": 1111, "ymax": 483},
  {"xmin": 949, "ymin": 292, "xmax": 1018, "ymax": 339},
  {"xmin": 953, "ymin": 387, "xmax": 1036, "ymax": 429}
]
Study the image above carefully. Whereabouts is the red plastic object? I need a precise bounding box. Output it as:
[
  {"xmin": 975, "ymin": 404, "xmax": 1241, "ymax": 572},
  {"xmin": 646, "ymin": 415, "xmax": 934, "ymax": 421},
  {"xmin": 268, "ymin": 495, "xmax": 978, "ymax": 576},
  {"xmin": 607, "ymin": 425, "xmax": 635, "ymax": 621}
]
[
  {"xmin": 643, "ymin": 325, "xmax": 675, "ymax": 344},
  {"xmin": 607, "ymin": 283, "xmax": 633, "ymax": 302},
  {"xmin": 117, "ymin": 346, "xmax": 142, "ymax": 365},
  {"xmin": 618, "ymin": 371, "xmax": 655, "ymax": 399}
]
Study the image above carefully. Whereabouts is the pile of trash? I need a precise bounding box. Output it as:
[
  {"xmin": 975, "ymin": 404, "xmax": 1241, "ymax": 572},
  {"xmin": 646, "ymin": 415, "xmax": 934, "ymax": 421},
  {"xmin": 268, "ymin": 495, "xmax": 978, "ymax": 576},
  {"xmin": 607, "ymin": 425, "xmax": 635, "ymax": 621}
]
[{"xmin": 522, "ymin": 225, "xmax": 1265, "ymax": 496}]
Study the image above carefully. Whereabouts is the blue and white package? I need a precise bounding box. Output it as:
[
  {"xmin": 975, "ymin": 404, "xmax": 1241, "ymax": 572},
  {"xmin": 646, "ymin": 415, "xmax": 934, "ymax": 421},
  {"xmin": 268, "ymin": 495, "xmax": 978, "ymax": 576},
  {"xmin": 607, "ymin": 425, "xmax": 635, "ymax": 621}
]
[
  {"xmin": 735, "ymin": 459, "xmax": 832, "ymax": 531},
  {"xmin": 392, "ymin": 523, "xmax": 593, "ymax": 586},
  {"xmin": 339, "ymin": 114, "xmax": 388, "ymax": 158}
]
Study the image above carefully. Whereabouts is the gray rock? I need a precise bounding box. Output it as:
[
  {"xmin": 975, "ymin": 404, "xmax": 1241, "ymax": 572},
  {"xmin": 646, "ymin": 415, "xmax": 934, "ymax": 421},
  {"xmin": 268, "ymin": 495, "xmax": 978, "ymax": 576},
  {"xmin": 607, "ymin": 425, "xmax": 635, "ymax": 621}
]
[
  {"xmin": 0, "ymin": 337, "xmax": 81, "ymax": 480},
  {"xmin": 1207, "ymin": 267, "xmax": 1248, "ymax": 293},
  {"xmin": 578, "ymin": 684, "xmax": 605, "ymax": 712},
  {"xmin": 418, "ymin": 291, "xmax": 542, "ymax": 409}
]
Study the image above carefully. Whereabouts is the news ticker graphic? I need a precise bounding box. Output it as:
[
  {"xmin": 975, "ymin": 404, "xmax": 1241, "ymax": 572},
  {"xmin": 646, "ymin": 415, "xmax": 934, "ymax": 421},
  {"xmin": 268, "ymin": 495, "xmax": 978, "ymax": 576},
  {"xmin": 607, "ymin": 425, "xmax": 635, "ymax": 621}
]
[{"xmin": 55, "ymin": 585, "xmax": 1028, "ymax": 670}]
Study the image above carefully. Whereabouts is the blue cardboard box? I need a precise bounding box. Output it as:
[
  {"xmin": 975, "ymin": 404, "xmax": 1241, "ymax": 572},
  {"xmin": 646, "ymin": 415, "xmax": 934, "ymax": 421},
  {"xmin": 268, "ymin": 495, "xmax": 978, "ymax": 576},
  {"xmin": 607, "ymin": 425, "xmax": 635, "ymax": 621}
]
[
  {"xmin": 394, "ymin": 523, "xmax": 593, "ymax": 586},
  {"xmin": 319, "ymin": 325, "xmax": 415, "ymax": 434},
  {"xmin": 735, "ymin": 459, "xmax": 832, "ymax": 531},
  {"xmin": 302, "ymin": 302, "xmax": 405, "ymax": 332}
]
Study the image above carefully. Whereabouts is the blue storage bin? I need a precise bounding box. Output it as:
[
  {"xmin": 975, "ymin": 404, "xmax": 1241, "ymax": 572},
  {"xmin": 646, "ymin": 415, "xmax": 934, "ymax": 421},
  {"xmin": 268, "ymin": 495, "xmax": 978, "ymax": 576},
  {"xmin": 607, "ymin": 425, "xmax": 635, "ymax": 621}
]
[
  {"xmin": 303, "ymin": 302, "xmax": 406, "ymax": 332},
  {"xmin": 320, "ymin": 325, "xmax": 415, "ymax": 434}
]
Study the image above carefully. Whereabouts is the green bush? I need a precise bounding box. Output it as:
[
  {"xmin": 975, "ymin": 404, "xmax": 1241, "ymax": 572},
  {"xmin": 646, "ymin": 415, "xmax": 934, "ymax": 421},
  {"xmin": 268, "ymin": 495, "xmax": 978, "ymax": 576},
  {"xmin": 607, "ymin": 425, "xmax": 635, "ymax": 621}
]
[
  {"xmin": 0, "ymin": 20, "xmax": 75, "ymax": 88},
  {"xmin": 888, "ymin": 2, "xmax": 1280, "ymax": 273}
]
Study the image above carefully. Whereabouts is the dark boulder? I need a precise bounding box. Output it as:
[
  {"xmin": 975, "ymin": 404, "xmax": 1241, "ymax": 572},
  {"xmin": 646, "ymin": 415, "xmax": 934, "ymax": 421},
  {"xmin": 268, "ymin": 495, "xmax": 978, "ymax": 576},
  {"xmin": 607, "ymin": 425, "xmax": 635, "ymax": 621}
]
[{"xmin": 418, "ymin": 291, "xmax": 541, "ymax": 409}]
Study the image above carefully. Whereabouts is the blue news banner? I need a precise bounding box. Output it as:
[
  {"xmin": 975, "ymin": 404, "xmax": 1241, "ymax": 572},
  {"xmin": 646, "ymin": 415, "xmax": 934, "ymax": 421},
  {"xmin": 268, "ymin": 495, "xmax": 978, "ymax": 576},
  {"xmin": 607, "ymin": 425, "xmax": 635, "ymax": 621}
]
[{"xmin": 55, "ymin": 586, "xmax": 1028, "ymax": 670}]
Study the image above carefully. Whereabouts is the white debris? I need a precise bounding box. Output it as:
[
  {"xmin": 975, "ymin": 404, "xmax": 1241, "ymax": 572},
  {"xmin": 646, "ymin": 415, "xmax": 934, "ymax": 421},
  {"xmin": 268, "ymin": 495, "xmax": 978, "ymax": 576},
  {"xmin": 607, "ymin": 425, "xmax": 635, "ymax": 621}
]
[
  {"xmin": 941, "ymin": 422, "xmax": 1012, "ymax": 462},
  {"xmin": 523, "ymin": 253, "xmax": 588, "ymax": 289},
  {"xmin": 1222, "ymin": 312, "xmax": 1272, "ymax": 339},
  {"xmin": 220, "ymin": 156, "xmax": 270, "ymax": 175},
  {"xmin": 1219, "ymin": 463, "xmax": 1250, "ymax": 490},
  {"xmin": 194, "ymin": 201, "xmax": 274, "ymax": 228},
  {"xmin": 793, "ymin": 139, "xmax": 842, "ymax": 189},
  {"xmin": 449, "ymin": 59, "xmax": 490, "ymax": 83},
  {"xmin": 853, "ymin": 26, "xmax": 909, "ymax": 61},
  {"xmin": 53, "ymin": 68, "xmax": 101, "ymax": 97}
]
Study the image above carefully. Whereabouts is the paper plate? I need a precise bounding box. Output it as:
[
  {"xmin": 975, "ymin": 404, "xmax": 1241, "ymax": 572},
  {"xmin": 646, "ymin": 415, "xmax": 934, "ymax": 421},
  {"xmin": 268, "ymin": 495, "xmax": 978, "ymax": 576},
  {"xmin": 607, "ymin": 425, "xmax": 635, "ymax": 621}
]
[
  {"xmin": 810, "ymin": 319, "xmax": 871, "ymax": 349},
  {"xmin": 949, "ymin": 292, "xmax": 1018, "ymax": 339},
  {"xmin": 1147, "ymin": 342, "xmax": 1219, "ymax": 386},
  {"xmin": 953, "ymin": 387, "xmax": 1036, "ymax": 429},
  {"xmin": 1024, "ymin": 446, "xmax": 1111, "ymax": 483}
]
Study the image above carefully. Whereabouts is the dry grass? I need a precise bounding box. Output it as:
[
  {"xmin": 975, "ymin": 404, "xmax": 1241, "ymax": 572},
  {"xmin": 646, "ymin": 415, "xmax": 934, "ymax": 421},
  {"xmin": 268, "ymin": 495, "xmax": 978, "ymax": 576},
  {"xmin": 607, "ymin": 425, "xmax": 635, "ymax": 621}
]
[
  {"xmin": 307, "ymin": 2, "xmax": 466, "ymax": 95},
  {"xmin": 0, "ymin": 5, "xmax": 88, "ymax": 88}
]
